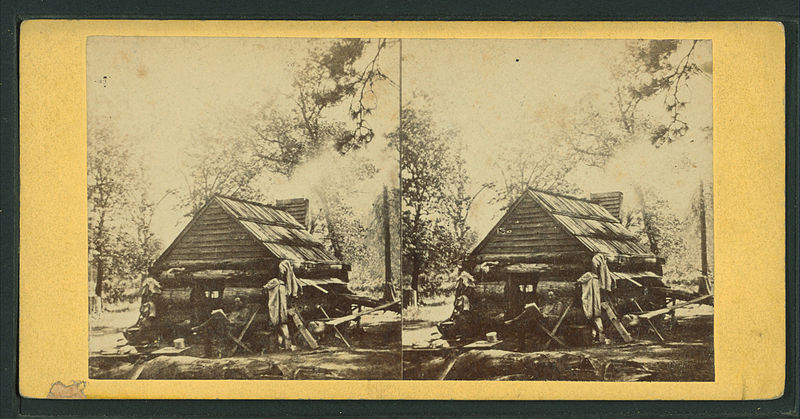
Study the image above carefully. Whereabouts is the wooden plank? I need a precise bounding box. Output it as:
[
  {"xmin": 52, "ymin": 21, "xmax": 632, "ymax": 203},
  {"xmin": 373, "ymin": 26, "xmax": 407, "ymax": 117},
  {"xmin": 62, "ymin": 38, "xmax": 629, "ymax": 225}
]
[
  {"xmin": 168, "ymin": 249, "xmax": 268, "ymax": 259},
  {"xmin": 227, "ymin": 332, "xmax": 255, "ymax": 354},
  {"xmin": 485, "ymin": 233, "xmax": 573, "ymax": 242},
  {"xmin": 289, "ymin": 310, "xmax": 319, "ymax": 349},
  {"xmin": 193, "ymin": 218, "xmax": 240, "ymax": 228},
  {"xmin": 484, "ymin": 241, "xmax": 581, "ymax": 250},
  {"xmin": 638, "ymin": 294, "xmax": 713, "ymax": 320},
  {"xmin": 196, "ymin": 212, "xmax": 233, "ymax": 222},
  {"xmin": 483, "ymin": 243, "xmax": 577, "ymax": 252},
  {"xmin": 181, "ymin": 234, "xmax": 256, "ymax": 245},
  {"xmin": 601, "ymin": 302, "xmax": 633, "ymax": 343},
  {"xmin": 128, "ymin": 363, "xmax": 147, "ymax": 380},
  {"xmin": 231, "ymin": 306, "xmax": 260, "ymax": 355},
  {"xmin": 482, "ymin": 245, "xmax": 583, "ymax": 255},
  {"xmin": 633, "ymin": 301, "xmax": 664, "ymax": 342},
  {"xmin": 473, "ymin": 251, "xmax": 592, "ymax": 264},
  {"xmin": 544, "ymin": 300, "xmax": 573, "ymax": 349},
  {"xmin": 184, "ymin": 223, "xmax": 243, "ymax": 233},
  {"xmin": 171, "ymin": 242, "xmax": 265, "ymax": 252},
  {"xmin": 325, "ymin": 301, "xmax": 399, "ymax": 326},
  {"xmin": 462, "ymin": 340, "xmax": 503, "ymax": 349},
  {"xmin": 319, "ymin": 306, "xmax": 350, "ymax": 348}
]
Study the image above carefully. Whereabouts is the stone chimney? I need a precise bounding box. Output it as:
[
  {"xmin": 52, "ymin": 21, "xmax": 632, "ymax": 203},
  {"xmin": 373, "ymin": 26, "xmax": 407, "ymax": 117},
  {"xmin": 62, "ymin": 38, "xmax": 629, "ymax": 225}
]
[
  {"xmin": 275, "ymin": 198, "xmax": 310, "ymax": 229},
  {"xmin": 590, "ymin": 191, "xmax": 623, "ymax": 221}
]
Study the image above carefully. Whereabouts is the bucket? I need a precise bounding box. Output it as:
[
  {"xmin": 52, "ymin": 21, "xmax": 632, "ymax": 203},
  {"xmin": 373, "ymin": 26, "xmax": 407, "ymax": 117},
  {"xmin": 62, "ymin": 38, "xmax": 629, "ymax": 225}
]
[
  {"xmin": 486, "ymin": 331, "xmax": 498, "ymax": 343},
  {"xmin": 173, "ymin": 338, "xmax": 186, "ymax": 349}
]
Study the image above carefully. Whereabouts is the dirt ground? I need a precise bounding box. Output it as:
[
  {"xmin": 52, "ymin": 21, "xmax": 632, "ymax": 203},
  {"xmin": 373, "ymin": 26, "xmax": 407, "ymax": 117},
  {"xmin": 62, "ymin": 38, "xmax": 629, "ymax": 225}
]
[
  {"xmin": 89, "ymin": 305, "xmax": 401, "ymax": 380},
  {"xmin": 402, "ymin": 299, "xmax": 714, "ymax": 381}
]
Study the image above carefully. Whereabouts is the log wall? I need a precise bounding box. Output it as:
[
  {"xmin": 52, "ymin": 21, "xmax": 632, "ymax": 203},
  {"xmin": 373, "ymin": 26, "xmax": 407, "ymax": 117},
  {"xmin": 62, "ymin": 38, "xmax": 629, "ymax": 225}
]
[{"xmin": 477, "ymin": 194, "xmax": 585, "ymax": 258}]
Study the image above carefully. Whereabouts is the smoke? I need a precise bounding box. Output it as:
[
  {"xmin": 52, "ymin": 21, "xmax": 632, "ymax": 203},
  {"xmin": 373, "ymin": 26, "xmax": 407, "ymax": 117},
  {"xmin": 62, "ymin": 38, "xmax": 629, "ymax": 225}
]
[{"xmin": 264, "ymin": 136, "xmax": 398, "ymax": 223}]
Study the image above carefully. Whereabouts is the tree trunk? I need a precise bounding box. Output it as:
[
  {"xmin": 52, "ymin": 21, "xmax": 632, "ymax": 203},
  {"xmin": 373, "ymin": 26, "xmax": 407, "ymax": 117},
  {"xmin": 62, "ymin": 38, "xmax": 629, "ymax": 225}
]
[
  {"xmin": 635, "ymin": 186, "xmax": 660, "ymax": 255},
  {"xmin": 382, "ymin": 187, "xmax": 396, "ymax": 302},
  {"xmin": 315, "ymin": 187, "xmax": 345, "ymax": 261},
  {"xmin": 95, "ymin": 257, "xmax": 104, "ymax": 298},
  {"xmin": 410, "ymin": 255, "xmax": 421, "ymax": 308},
  {"xmin": 698, "ymin": 180, "xmax": 709, "ymax": 277},
  {"xmin": 324, "ymin": 211, "xmax": 345, "ymax": 261}
]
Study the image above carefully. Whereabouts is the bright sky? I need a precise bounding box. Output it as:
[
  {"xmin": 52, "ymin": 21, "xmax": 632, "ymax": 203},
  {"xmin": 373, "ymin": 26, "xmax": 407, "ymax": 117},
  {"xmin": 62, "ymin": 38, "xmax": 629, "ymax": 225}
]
[
  {"xmin": 88, "ymin": 37, "xmax": 399, "ymax": 246},
  {"xmin": 88, "ymin": 37, "xmax": 711, "ymax": 248},
  {"xmin": 402, "ymin": 39, "xmax": 713, "ymax": 238}
]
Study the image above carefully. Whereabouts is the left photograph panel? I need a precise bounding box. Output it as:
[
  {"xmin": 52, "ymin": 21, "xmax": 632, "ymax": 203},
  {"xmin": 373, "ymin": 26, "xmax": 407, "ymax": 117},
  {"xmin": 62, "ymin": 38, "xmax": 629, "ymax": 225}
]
[{"xmin": 87, "ymin": 37, "xmax": 402, "ymax": 380}]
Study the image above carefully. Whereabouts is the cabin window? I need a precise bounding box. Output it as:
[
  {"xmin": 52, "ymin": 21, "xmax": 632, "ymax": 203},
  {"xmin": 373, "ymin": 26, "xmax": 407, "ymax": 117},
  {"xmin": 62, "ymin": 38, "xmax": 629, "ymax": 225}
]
[
  {"xmin": 518, "ymin": 284, "xmax": 535, "ymax": 293},
  {"xmin": 204, "ymin": 290, "xmax": 220, "ymax": 299}
]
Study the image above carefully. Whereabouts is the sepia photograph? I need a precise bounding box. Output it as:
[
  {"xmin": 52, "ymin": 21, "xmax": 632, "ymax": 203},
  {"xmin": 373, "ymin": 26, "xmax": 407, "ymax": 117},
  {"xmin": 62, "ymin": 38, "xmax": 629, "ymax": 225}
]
[
  {"xmin": 87, "ymin": 36, "xmax": 402, "ymax": 380},
  {"xmin": 399, "ymin": 39, "xmax": 715, "ymax": 381},
  {"xmin": 16, "ymin": 18, "xmax": 788, "ymax": 402}
]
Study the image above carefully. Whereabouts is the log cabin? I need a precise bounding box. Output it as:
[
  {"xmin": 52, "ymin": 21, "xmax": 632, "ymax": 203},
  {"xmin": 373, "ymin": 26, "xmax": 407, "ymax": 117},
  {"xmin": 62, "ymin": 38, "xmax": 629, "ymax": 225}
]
[
  {"xmin": 143, "ymin": 195, "xmax": 356, "ymax": 340},
  {"xmin": 463, "ymin": 188, "xmax": 666, "ymax": 321}
]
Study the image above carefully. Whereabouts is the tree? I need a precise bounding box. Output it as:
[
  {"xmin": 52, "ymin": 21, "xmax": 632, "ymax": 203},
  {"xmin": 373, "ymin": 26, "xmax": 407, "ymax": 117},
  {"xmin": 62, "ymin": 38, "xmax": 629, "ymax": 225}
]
[
  {"xmin": 559, "ymin": 40, "xmax": 711, "ymax": 271},
  {"xmin": 488, "ymin": 137, "xmax": 580, "ymax": 208},
  {"xmin": 246, "ymin": 39, "xmax": 396, "ymax": 260},
  {"xmin": 392, "ymin": 105, "xmax": 460, "ymax": 305},
  {"xmin": 177, "ymin": 134, "xmax": 264, "ymax": 217},
  {"xmin": 126, "ymin": 162, "xmax": 170, "ymax": 275},
  {"xmin": 563, "ymin": 40, "xmax": 710, "ymax": 168},
  {"xmin": 615, "ymin": 40, "xmax": 708, "ymax": 147},
  {"xmin": 88, "ymin": 124, "xmax": 135, "ymax": 298},
  {"xmin": 249, "ymin": 106, "xmax": 343, "ymax": 178},
  {"xmin": 251, "ymin": 37, "xmax": 394, "ymax": 169},
  {"xmin": 438, "ymin": 143, "xmax": 484, "ymax": 265},
  {"xmin": 88, "ymin": 123, "xmax": 166, "ymax": 303},
  {"xmin": 296, "ymin": 38, "xmax": 395, "ymax": 153}
]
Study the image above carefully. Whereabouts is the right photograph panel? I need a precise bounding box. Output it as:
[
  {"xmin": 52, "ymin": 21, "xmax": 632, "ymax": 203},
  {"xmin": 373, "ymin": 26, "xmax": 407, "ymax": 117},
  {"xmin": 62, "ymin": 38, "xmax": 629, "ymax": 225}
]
[{"xmin": 399, "ymin": 39, "xmax": 714, "ymax": 381}]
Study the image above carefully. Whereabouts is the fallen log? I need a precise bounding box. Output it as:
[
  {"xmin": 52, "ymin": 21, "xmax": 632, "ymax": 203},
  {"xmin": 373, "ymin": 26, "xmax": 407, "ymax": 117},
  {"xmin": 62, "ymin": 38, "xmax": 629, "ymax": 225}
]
[{"xmin": 442, "ymin": 350, "xmax": 652, "ymax": 381}]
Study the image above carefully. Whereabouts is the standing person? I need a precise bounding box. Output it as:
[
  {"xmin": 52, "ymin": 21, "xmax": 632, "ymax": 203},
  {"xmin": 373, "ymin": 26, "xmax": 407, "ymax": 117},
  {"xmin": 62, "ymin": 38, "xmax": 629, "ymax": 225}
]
[
  {"xmin": 576, "ymin": 271, "xmax": 605, "ymax": 344},
  {"xmin": 263, "ymin": 260, "xmax": 300, "ymax": 351},
  {"xmin": 576, "ymin": 254, "xmax": 614, "ymax": 344}
]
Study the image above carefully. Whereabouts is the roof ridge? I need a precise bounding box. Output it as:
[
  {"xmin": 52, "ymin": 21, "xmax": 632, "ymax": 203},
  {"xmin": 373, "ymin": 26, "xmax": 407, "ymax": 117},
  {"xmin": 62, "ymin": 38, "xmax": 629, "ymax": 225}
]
[
  {"xmin": 213, "ymin": 194, "xmax": 283, "ymax": 210},
  {"xmin": 526, "ymin": 187, "xmax": 597, "ymax": 204}
]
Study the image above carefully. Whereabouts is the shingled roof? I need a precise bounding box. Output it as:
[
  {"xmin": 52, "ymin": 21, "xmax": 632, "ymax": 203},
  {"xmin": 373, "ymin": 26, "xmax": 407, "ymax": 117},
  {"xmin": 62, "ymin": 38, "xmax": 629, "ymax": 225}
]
[
  {"xmin": 214, "ymin": 195, "xmax": 335, "ymax": 262},
  {"xmin": 528, "ymin": 189, "xmax": 649, "ymax": 255},
  {"xmin": 153, "ymin": 195, "xmax": 338, "ymax": 270},
  {"xmin": 470, "ymin": 188, "xmax": 651, "ymax": 259}
]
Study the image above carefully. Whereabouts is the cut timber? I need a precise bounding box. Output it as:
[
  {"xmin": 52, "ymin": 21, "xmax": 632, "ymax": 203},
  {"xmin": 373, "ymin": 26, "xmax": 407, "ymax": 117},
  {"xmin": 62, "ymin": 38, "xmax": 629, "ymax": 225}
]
[
  {"xmin": 325, "ymin": 300, "xmax": 399, "ymax": 326},
  {"xmin": 227, "ymin": 332, "xmax": 254, "ymax": 354},
  {"xmin": 601, "ymin": 302, "xmax": 633, "ymax": 343},
  {"xmin": 289, "ymin": 309, "xmax": 319, "ymax": 349},
  {"xmin": 638, "ymin": 294, "xmax": 713, "ymax": 320},
  {"xmin": 231, "ymin": 307, "xmax": 260, "ymax": 355},
  {"xmin": 338, "ymin": 293, "xmax": 386, "ymax": 308},
  {"xmin": 128, "ymin": 362, "xmax": 147, "ymax": 380},
  {"xmin": 544, "ymin": 300, "xmax": 573, "ymax": 349},
  {"xmin": 633, "ymin": 300, "xmax": 664, "ymax": 342},
  {"xmin": 319, "ymin": 306, "xmax": 350, "ymax": 348}
]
